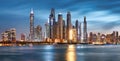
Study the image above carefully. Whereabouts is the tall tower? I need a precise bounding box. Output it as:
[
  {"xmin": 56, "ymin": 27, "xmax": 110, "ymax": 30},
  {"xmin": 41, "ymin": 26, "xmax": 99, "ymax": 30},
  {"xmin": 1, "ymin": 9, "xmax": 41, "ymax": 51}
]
[
  {"xmin": 45, "ymin": 22, "xmax": 49, "ymax": 38},
  {"xmin": 63, "ymin": 20, "xmax": 66, "ymax": 39},
  {"xmin": 79, "ymin": 22, "xmax": 81, "ymax": 42},
  {"xmin": 75, "ymin": 20, "xmax": 79, "ymax": 42},
  {"xmin": 58, "ymin": 13, "xmax": 63, "ymax": 40},
  {"xmin": 83, "ymin": 16, "xmax": 88, "ymax": 43},
  {"xmin": 49, "ymin": 8, "xmax": 56, "ymax": 39},
  {"xmin": 30, "ymin": 8, "xmax": 34, "ymax": 41},
  {"xmin": 67, "ymin": 12, "xmax": 72, "ymax": 42}
]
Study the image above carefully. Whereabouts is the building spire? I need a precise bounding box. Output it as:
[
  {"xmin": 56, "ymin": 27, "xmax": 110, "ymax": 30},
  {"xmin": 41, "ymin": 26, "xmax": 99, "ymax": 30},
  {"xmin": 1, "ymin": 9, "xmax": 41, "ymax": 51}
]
[
  {"xmin": 30, "ymin": 8, "xmax": 34, "ymax": 14},
  {"xmin": 84, "ymin": 16, "xmax": 86, "ymax": 23}
]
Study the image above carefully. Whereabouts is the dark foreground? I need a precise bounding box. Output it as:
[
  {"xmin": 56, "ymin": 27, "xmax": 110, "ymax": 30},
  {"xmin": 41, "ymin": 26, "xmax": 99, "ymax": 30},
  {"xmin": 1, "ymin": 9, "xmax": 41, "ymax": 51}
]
[{"xmin": 0, "ymin": 44, "xmax": 120, "ymax": 61}]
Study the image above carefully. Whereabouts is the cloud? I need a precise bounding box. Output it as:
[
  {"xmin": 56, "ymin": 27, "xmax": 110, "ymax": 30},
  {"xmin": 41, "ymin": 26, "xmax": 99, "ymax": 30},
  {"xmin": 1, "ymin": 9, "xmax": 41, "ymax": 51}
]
[{"xmin": 0, "ymin": 0, "xmax": 120, "ymax": 40}]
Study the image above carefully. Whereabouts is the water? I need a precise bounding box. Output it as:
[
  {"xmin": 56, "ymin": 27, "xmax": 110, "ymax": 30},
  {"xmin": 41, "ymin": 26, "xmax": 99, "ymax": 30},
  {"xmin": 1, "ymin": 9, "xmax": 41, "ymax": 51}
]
[{"xmin": 0, "ymin": 45, "xmax": 120, "ymax": 61}]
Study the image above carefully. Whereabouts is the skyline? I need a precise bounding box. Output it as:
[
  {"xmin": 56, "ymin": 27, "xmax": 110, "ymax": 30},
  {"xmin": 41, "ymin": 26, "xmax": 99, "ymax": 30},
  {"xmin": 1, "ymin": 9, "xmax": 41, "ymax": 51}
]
[{"xmin": 0, "ymin": 0, "xmax": 120, "ymax": 40}]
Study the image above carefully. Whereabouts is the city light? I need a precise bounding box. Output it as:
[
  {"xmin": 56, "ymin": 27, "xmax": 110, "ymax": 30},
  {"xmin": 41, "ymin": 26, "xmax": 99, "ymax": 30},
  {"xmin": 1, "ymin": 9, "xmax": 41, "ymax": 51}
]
[{"xmin": 69, "ymin": 29, "xmax": 73, "ymax": 41}]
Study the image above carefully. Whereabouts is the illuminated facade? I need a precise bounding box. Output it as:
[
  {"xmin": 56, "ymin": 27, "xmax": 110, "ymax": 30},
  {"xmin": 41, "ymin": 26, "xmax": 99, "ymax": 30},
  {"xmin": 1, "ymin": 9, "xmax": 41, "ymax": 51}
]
[
  {"xmin": 79, "ymin": 22, "xmax": 81, "ymax": 42},
  {"xmin": 67, "ymin": 12, "xmax": 72, "ymax": 42},
  {"xmin": 1, "ymin": 28, "xmax": 16, "ymax": 42},
  {"xmin": 49, "ymin": 8, "xmax": 56, "ymax": 39},
  {"xmin": 21, "ymin": 33, "xmax": 25, "ymax": 41},
  {"xmin": 83, "ymin": 16, "xmax": 88, "ymax": 43},
  {"xmin": 45, "ymin": 22, "xmax": 49, "ymax": 38},
  {"xmin": 75, "ymin": 20, "xmax": 79, "ymax": 42},
  {"xmin": 34, "ymin": 25, "xmax": 42, "ymax": 41},
  {"xmin": 30, "ymin": 9, "xmax": 34, "ymax": 41},
  {"xmin": 63, "ymin": 20, "xmax": 66, "ymax": 40},
  {"xmin": 58, "ymin": 13, "xmax": 63, "ymax": 41}
]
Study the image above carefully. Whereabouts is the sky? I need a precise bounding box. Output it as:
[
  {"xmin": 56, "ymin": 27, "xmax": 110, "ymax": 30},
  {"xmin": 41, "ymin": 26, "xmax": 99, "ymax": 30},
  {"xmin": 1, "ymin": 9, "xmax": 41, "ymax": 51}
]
[{"xmin": 0, "ymin": 0, "xmax": 120, "ymax": 40}]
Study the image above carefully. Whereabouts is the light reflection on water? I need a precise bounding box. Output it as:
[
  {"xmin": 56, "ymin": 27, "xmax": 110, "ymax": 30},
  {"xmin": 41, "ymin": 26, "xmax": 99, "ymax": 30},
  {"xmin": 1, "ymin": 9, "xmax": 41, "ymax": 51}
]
[
  {"xmin": 66, "ymin": 45, "xmax": 76, "ymax": 61},
  {"xmin": 0, "ymin": 45, "xmax": 120, "ymax": 61}
]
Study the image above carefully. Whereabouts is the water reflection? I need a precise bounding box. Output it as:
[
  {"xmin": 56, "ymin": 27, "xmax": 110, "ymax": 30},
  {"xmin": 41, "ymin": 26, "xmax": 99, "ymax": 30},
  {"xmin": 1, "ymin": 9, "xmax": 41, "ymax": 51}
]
[{"xmin": 66, "ymin": 45, "xmax": 76, "ymax": 61}]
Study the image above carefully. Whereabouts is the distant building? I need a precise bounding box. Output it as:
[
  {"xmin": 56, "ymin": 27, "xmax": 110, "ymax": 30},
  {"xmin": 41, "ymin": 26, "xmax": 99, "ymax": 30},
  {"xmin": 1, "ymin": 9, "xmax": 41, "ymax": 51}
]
[
  {"xmin": 21, "ymin": 33, "xmax": 25, "ymax": 41},
  {"xmin": 1, "ymin": 28, "xmax": 16, "ymax": 42},
  {"xmin": 75, "ymin": 20, "xmax": 79, "ymax": 42},
  {"xmin": 10, "ymin": 28, "xmax": 16, "ymax": 42},
  {"xmin": 1, "ymin": 32, "xmax": 8, "ymax": 41},
  {"xmin": 45, "ymin": 22, "xmax": 50, "ymax": 38},
  {"xmin": 72, "ymin": 26, "xmax": 77, "ymax": 43},
  {"xmin": 89, "ymin": 32, "xmax": 93, "ymax": 44},
  {"xmin": 34, "ymin": 25, "xmax": 42, "ymax": 41},
  {"xmin": 79, "ymin": 22, "xmax": 81, "ymax": 42},
  {"xmin": 83, "ymin": 16, "xmax": 88, "ymax": 43}
]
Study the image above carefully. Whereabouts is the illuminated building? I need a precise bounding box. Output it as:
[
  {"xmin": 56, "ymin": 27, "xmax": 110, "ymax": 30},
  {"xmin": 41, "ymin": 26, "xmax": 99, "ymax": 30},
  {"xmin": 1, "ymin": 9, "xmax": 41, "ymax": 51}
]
[
  {"xmin": 83, "ymin": 16, "xmax": 88, "ymax": 43},
  {"xmin": 34, "ymin": 25, "xmax": 42, "ymax": 41},
  {"xmin": 79, "ymin": 22, "xmax": 81, "ymax": 42},
  {"xmin": 116, "ymin": 31, "xmax": 119, "ymax": 43},
  {"xmin": 1, "ymin": 32, "xmax": 8, "ymax": 41},
  {"xmin": 30, "ymin": 8, "xmax": 34, "ymax": 41},
  {"xmin": 56, "ymin": 22, "xmax": 59, "ymax": 39},
  {"xmin": 45, "ymin": 22, "xmax": 49, "ymax": 38},
  {"xmin": 75, "ymin": 20, "xmax": 79, "ymax": 42},
  {"xmin": 101, "ymin": 34, "xmax": 106, "ymax": 43},
  {"xmin": 118, "ymin": 36, "xmax": 120, "ymax": 44},
  {"xmin": 21, "ymin": 33, "xmax": 25, "ymax": 41},
  {"xmin": 111, "ymin": 31, "xmax": 119, "ymax": 44},
  {"xmin": 67, "ymin": 12, "xmax": 72, "ymax": 42},
  {"xmin": 1, "ymin": 28, "xmax": 16, "ymax": 42},
  {"xmin": 72, "ymin": 26, "xmax": 77, "ymax": 43},
  {"xmin": 49, "ymin": 8, "xmax": 56, "ymax": 39},
  {"xmin": 106, "ymin": 34, "xmax": 112, "ymax": 43},
  {"xmin": 97, "ymin": 33, "xmax": 101, "ymax": 42},
  {"xmin": 58, "ymin": 13, "xmax": 63, "ymax": 42},
  {"xmin": 89, "ymin": 32, "xmax": 93, "ymax": 44},
  {"xmin": 10, "ymin": 28, "xmax": 16, "ymax": 42},
  {"xmin": 63, "ymin": 20, "xmax": 66, "ymax": 40},
  {"xmin": 112, "ymin": 31, "xmax": 115, "ymax": 43},
  {"xmin": 93, "ymin": 34, "xmax": 97, "ymax": 42}
]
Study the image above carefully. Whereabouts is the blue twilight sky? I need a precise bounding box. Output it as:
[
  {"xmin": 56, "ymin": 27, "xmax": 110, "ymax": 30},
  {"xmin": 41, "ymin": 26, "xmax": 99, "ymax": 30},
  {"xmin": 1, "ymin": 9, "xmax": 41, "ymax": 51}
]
[{"xmin": 0, "ymin": 0, "xmax": 120, "ymax": 40}]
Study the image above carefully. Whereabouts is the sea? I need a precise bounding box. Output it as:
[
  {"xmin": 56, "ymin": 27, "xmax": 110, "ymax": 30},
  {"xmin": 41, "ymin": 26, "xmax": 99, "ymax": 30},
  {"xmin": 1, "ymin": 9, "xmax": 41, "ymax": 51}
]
[{"xmin": 0, "ymin": 44, "xmax": 120, "ymax": 61}]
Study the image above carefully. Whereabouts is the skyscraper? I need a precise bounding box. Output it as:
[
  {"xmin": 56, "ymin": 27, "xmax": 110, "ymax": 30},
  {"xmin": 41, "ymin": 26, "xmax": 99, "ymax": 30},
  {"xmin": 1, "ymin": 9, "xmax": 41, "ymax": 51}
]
[
  {"xmin": 83, "ymin": 16, "xmax": 88, "ymax": 43},
  {"xmin": 63, "ymin": 20, "xmax": 66, "ymax": 39},
  {"xmin": 49, "ymin": 8, "xmax": 56, "ymax": 39},
  {"xmin": 34, "ymin": 25, "xmax": 42, "ymax": 41},
  {"xmin": 1, "ymin": 28, "xmax": 16, "ymax": 42},
  {"xmin": 58, "ymin": 13, "xmax": 63, "ymax": 41},
  {"xmin": 30, "ymin": 8, "xmax": 34, "ymax": 41},
  {"xmin": 45, "ymin": 22, "xmax": 49, "ymax": 38},
  {"xmin": 21, "ymin": 33, "xmax": 25, "ymax": 41},
  {"xmin": 75, "ymin": 20, "xmax": 79, "ymax": 42},
  {"xmin": 79, "ymin": 22, "xmax": 81, "ymax": 42},
  {"xmin": 67, "ymin": 12, "xmax": 72, "ymax": 42},
  {"xmin": 10, "ymin": 28, "xmax": 16, "ymax": 42},
  {"xmin": 89, "ymin": 32, "xmax": 93, "ymax": 44}
]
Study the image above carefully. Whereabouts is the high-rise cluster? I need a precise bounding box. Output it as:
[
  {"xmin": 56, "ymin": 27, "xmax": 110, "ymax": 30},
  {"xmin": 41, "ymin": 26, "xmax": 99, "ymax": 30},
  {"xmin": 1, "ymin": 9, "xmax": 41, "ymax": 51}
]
[
  {"xmin": 88, "ymin": 31, "xmax": 120, "ymax": 44},
  {"xmin": 29, "ymin": 9, "xmax": 42, "ymax": 41},
  {"xmin": 1, "ymin": 28, "xmax": 16, "ymax": 42},
  {"xmin": 45, "ymin": 8, "xmax": 88, "ymax": 43}
]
